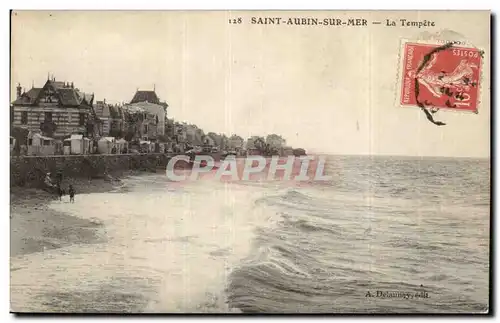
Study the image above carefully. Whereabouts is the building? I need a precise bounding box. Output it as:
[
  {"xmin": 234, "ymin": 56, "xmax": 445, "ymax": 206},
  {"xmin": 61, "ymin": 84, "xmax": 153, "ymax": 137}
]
[
  {"xmin": 245, "ymin": 136, "xmax": 263, "ymax": 150},
  {"xmin": 185, "ymin": 124, "xmax": 205, "ymax": 146},
  {"xmin": 165, "ymin": 118, "xmax": 175, "ymax": 139},
  {"xmin": 206, "ymin": 132, "xmax": 223, "ymax": 148},
  {"xmin": 129, "ymin": 88, "xmax": 168, "ymax": 136},
  {"xmin": 93, "ymin": 100, "xmax": 111, "ymax": 136},
  {"xmin": 109, "ymin": 105, "xmax": 127, "ymax": 138},
  {"xmin": 203, "ymin": 135, "xmax": 215, "ymax": 147},
  {"xmin": 228, "ymin": 135, "xmax": 244, "ymax": 151},
  {"xmin": 94, "ymin": 100, "xmax": 127, "ymax": 138},
  {"xmin": 122, "ymin": 105, "xmax": 158, "ymax": 141},
  {"xmin": 11, "ymin": 77, "xmax": 101, "ymax": 139},
  {"xmin": 173, "ymin": 122, "xmax": 187, "ymax": 152}
]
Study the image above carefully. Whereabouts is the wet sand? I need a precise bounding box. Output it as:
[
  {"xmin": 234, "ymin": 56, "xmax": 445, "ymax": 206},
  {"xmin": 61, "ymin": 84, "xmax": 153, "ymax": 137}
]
[{"xmin": 10, "ymin": 176, "xmax": 125, "ymax": 257}]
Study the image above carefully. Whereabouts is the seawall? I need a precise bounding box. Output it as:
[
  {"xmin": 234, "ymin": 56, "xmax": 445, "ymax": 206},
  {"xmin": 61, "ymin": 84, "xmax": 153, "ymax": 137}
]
[{"xmin": 10, "ymin": 154, "xmax": 173, "ymax": 187}]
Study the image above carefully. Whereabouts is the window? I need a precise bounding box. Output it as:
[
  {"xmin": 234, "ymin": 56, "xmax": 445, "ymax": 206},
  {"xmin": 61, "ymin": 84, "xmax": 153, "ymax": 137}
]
[
  {"xmin": 45, "ymin": 112, "xmax": 52, "ymax": 122},
  {"xmin": 79, "ymin": 113, "xmax": 86, "ymax": 126},
  {"xmin": 144, "ymin": 124, "xmax": 149, "ymax": 133},
  {"xmin": 21, "ymin": 111, "xmax": 28, "ymax": 125}
]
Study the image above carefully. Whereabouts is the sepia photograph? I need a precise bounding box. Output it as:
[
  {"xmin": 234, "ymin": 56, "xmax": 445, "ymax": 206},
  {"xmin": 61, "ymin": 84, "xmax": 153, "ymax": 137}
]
[{"xmin": 9, "ymin": 10, "xmax": 490, "ymax": 314}]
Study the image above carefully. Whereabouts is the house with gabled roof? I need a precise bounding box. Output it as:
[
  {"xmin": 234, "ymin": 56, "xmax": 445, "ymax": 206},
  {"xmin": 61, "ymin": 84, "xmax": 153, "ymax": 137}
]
[
  {"xmin": 94, "ymin": 101, "xmax": 128, "ymax": 138},
  {"xmin": 128, "ymin": 88, "xmax": 169, "ymax": 136},
  {"xmin": 11, "ymin": 77, "xmax": 101, "ymax": 139},
  {"xmin": 131, "ymin": 90, "xmax": 160, "ymax": 105}
]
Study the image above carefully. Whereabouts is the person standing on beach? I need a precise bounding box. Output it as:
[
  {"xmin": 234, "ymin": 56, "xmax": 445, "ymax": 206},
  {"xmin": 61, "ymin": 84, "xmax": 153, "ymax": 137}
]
[
  {"xmin": 68, "ymin": 185, "xmax": 75, "ymax": 203},
  {"xmin": 57, "ymin": 183, "xmax": 65, "ymax": 201}
]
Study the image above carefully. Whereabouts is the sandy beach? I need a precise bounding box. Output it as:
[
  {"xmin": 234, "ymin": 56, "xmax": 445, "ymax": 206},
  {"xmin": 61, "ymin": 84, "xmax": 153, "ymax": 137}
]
[{"xmin": 10, "ymin": 175, "xmax": 129, "ymax": 257}]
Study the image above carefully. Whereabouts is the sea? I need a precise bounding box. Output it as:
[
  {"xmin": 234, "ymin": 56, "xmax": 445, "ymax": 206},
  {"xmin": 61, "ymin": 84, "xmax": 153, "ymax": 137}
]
[{"xmin": 10, "ymin": 155, "xmax": 490, "ymax": 313}]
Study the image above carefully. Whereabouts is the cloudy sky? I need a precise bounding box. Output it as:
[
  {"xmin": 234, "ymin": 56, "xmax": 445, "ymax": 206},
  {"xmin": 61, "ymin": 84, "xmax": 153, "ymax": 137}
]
[{"xmin": 11, "ymin": 11, "xmax": 490, "ymax": 157}]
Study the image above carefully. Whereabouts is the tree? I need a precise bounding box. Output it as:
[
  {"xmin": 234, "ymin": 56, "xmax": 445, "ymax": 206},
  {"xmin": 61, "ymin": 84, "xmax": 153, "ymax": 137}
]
[
  {"xmin": 253, "ymin": 137, "xmax": 266, "ymax": 151},
  {"xmin": 254, "ymin": 137, "xmax": 280, "ymax": 156},
  {"xmin": 266, "ymin": 134, "xmax": 286, "ymax": 148}
]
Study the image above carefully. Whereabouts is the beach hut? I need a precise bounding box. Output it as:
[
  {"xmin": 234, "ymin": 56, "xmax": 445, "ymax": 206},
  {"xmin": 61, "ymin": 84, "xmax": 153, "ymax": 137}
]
[
  {"xmin": 139, "ymin": 140, "xmax": 153, "ymax": 153},
  {"xmin": 53, "ymin": 139, "xmax": 63, "ymax": 155},
  {"xmin": 98, "ymin": 137, "xmax": 116, "ymax": 154},
  {"xmin": 63, "ymin": 138, "xmax": 71, "ymax": 155},
  {"xmin": 27, "ymin": 133, "xmax": 56, "ymax": 156},
  {"xmin": 116, "ymin": 138, "xmax": 128, "ymax": 154},
  {"xmin": 10, "ymin": 136, "xmax": 16, "ymax": 153},
  {"xmin": 68, "ymin": 134, "xmax": 91, "ymax": 155}
]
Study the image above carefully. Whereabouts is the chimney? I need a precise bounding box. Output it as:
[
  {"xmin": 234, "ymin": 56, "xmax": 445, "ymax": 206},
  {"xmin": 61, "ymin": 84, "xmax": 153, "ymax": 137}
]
[
  {"xmin": 71, "ymin": 82, "xmax": 74, "ymax": 89},
  {"xmin": 16, "ymin": 83, "xmax": 22, "ymax": 98},
  {"xmin": 104, "ymin": 98, "xmax": 106, "ymax": 104}
]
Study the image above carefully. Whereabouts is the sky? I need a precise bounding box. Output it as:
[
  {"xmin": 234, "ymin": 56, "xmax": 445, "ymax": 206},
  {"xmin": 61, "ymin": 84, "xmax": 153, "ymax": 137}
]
[{"xmin": 10, "ymin": 10, "xmax": 490, "ymax": 157}]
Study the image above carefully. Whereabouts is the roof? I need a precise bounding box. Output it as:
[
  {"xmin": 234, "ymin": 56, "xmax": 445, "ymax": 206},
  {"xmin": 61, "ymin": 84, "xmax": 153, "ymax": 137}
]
[
  {"xmin": 109, "ymin": 105, "xmax": 123, "ymax": 119},
  {"xmin": 11, "ymin": 88, "xmax": 42, "ymax": 105},
  {"xmin": 70, "ymin": 134, "xmax": 83, "ymax": 140},
  {"xmin": 50, "ymin": 81, "xmax": 65, "ymax": 89},
  {"xmin": 94, "ymin": 101, "xmax": 111, "ymax": 118},
  {"xmin": 11, "ymin": 80, "xmax": 93, "ymax": 107},
  {"xmin": 57, "ymin": 88, "xmax": 81, "ymax": 105},
  {"xmin": 25, "ymin": 88, "xmax": 42, "ymax": 100},
  {"xmin": 130, "ymin": 90, "xmax": 160, "ymax": 104}
]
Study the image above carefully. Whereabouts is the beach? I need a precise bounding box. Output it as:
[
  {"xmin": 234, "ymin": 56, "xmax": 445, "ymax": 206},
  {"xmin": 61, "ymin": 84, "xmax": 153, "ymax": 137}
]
[{"xmin": 10, "ymin": 176, "xmax": 124, "ymax": 257}]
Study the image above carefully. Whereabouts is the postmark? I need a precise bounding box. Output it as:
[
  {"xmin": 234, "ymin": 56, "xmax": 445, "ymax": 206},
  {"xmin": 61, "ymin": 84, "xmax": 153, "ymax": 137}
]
[{"xmin": 398, "ymin": 41, "xmax": 483, "ymax": 114}]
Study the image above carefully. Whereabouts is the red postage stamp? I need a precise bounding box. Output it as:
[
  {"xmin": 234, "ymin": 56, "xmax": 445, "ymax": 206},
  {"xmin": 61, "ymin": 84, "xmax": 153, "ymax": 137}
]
[{"xmin": 399, "ymin": 42, "xmax": 483, "ymax": 113}]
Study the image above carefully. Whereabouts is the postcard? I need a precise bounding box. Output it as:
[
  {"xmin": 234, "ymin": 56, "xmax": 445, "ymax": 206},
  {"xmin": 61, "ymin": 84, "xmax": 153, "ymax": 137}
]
[{"xmin": 10, "ymin": 10, "xmax": 490, "ymax": 314}]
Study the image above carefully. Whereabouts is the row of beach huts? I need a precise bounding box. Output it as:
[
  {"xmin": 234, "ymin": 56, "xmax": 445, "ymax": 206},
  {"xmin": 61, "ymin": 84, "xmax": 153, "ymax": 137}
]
[{"xmin": 10, "ymin": 132, "xmax": 162, "ymax": 156}]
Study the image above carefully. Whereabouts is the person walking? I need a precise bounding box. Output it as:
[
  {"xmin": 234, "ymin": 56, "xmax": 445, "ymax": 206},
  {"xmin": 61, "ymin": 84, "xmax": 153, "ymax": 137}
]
[
  {"xmin": 57, "ymin": 183, "xmax": 65, "ymax": 201},
  {"xmin": 68, "ymin": 185, "xmax": 75, "ymax": 203}
]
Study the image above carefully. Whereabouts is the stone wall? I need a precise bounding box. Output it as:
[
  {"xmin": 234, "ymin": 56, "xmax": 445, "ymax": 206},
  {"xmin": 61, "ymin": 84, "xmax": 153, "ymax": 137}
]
[{"xmin": 10, "ymin": 154, "xmax": 173, "ymax": 187}]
